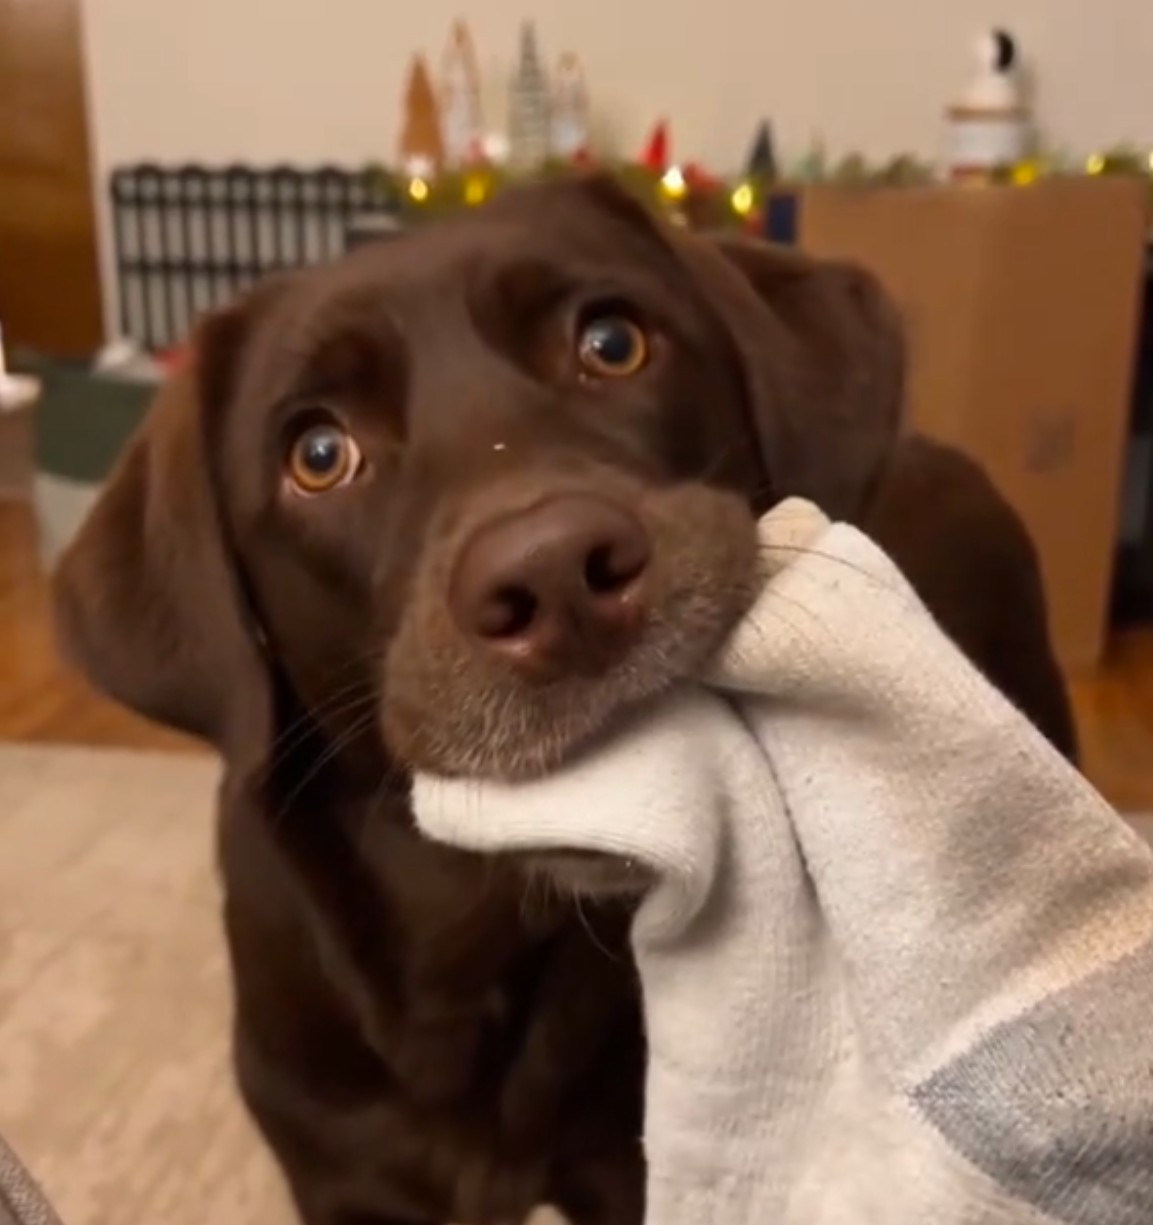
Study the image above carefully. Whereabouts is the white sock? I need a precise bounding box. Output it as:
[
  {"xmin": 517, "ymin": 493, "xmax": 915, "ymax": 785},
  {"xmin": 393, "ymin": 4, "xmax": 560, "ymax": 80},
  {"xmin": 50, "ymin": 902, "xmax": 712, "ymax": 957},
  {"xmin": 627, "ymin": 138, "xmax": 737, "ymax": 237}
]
[{"xmin": 415, "ymin": 499, "xmax": 1153, "ymax": 1225}]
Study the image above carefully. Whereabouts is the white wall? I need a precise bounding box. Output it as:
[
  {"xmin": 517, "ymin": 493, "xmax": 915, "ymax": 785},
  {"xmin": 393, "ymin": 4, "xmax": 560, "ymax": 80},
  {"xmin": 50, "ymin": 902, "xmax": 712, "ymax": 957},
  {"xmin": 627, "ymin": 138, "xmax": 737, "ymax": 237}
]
[
  {"xmin": 79, "ymin": 0, "xmax": 1153, "ymax": 338},
  {"xmin": 83, "ymin": 0, "xmax": 1153, "ymax": 175}
]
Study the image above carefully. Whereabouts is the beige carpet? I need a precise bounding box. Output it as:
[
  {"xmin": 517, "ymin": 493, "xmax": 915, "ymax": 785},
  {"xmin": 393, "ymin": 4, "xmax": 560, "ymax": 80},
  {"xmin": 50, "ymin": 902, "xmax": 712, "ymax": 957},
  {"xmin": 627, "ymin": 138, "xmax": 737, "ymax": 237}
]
[
  {"xmin": 0, "ymin": 744, "xmax": 293, "ymax": 1225},
  {"xmin": 2, "ymin": 742, "xmax": 1150, "ymax": 1225}
]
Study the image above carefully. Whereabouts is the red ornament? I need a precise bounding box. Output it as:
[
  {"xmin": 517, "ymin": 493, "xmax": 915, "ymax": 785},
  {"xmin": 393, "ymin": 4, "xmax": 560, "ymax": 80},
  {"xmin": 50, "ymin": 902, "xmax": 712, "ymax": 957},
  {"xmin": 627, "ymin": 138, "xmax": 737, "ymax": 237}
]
[
  {"xmin": 639, "ymin": 121, "xmax": 669, "ymax": 171},
  {"xmin": 682, "ymin": 161, "xmax": 718, "ymax": 190}
]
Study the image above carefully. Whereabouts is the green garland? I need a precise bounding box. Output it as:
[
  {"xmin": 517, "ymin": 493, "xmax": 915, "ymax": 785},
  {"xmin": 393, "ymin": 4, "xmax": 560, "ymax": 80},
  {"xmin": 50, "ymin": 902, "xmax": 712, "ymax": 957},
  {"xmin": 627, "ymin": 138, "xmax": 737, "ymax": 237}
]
[
  {"xmin": 366, "ymin": 159, "xmax": 765, "ymax": 229},
  {"xmin": 364, "ymin": 143, "xmax": 1153, "ymax": 231}
]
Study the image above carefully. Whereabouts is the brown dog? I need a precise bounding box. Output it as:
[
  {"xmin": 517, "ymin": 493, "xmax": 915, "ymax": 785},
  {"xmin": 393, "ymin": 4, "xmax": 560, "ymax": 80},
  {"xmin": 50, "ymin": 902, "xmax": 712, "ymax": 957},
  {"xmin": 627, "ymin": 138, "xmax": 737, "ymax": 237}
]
[{"xmin": 52, "ymin": 174, "xmax": 1076, "ymax": 1225}]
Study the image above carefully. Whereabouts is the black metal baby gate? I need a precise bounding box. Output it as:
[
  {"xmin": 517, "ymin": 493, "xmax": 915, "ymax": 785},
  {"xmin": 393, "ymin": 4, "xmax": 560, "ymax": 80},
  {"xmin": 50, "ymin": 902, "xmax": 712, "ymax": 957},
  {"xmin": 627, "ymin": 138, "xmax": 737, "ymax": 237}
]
[{"xmin": 109, "ymin": 163, "xmax": 403, "ymax": 352}]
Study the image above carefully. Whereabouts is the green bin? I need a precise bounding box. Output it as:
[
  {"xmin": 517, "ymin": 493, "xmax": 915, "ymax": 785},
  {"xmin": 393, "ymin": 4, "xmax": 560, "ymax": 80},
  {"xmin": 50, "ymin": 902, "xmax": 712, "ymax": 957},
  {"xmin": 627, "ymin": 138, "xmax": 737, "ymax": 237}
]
[{"xmin": 16, "ymin": 351, "xmax": 155, "ymax": 572}]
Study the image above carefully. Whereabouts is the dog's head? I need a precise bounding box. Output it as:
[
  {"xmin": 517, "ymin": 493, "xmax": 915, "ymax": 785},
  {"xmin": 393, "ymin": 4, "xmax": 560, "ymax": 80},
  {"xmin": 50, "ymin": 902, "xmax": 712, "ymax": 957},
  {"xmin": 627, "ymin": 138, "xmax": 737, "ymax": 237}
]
[{"xmin": 53, "ymin": 175, "xmax": 903, "ymax": 786}]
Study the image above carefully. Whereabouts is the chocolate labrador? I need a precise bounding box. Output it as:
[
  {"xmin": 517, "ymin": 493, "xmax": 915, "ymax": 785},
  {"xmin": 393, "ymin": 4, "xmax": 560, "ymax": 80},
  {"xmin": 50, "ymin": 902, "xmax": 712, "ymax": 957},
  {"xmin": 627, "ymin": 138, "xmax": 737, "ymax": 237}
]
[{"xmin": 52, "ymin": 174, "xmax": 1076, "ymax": 1225}]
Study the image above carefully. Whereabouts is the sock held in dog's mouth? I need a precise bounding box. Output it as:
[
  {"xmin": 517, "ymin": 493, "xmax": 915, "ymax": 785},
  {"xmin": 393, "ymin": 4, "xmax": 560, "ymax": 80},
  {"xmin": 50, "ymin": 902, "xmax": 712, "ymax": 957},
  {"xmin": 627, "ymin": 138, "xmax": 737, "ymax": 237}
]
[{"xmin": 413, "ymin": 498, "xmax": 832, "ymax": 898}]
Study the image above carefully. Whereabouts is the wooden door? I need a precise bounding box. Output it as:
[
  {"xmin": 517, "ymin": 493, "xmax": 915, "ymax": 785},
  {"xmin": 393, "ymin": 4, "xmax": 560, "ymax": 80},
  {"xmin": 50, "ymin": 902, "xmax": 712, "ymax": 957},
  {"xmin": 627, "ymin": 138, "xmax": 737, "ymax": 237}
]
[{"xmin": 0, "ymin": 0, "xmax": 104, "ymax": 355}]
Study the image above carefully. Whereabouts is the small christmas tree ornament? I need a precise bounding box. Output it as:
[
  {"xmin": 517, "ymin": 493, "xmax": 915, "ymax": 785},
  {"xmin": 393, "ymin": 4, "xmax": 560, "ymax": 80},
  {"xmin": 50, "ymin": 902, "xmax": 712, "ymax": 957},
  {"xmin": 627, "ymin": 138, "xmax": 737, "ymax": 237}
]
[
  {"xmin": 794, "ymin": 134, "xmax": 829, "ymax": 182},
  {"xmin": 745, "ymin": 120, "xmax": 778, "ymax": 180},
  {"xmin": 438, "ymin": 21, "xmax": 484, "ymax": 168},
  {"xmin": 550, "ymin": 52, "xmax": 590, "ymax": 161},
  {"xmin": 945, "ymin": 29, "xmax": 1033, "ymax": 182},
  {"xmin": 639, "ymin": 121, "xmax": 669, "ymax": 172},
  {"xmin": 877, "ymin": 153, "xmax": 936, "ymax": 187},
  {"xmin": 508, "ymin": 22, "xmax": 551, "ymax": 170},
  {"xmin": 398, "ymin": 54, "xmax": 444, "ymax": 179},
  {"xmin": 831, "ymin": 152, "xmax": 871, "ymax": 185}
]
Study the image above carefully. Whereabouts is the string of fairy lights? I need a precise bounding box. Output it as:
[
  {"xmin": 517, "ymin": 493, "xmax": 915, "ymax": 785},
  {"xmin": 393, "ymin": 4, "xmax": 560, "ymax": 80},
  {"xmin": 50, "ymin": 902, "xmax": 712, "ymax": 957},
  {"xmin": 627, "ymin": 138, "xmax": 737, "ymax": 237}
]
[
  {"xmin": 369, "ymin": 160, "xmax": 768, "ymax": 231},
  {"xmin": 370, "ymin": 144, "xmax": 1153, "ymax": 233}
]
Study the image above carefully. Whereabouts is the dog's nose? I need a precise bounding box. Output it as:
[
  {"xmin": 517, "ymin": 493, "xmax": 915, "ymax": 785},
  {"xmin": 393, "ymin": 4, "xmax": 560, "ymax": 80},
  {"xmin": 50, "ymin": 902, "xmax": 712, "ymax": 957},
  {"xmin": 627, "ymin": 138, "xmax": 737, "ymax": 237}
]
[{"xmin": 449, "ymin": 495, "xmax": 651, "ymax": 678}]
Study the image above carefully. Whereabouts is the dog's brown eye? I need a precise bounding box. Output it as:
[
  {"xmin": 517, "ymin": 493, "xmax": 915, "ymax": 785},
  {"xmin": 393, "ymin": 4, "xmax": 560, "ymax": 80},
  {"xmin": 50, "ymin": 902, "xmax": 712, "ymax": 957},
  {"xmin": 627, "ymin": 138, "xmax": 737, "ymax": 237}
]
[
  {"xmin": 286, "ymin": 422, "xmax": 362, "ymax": 495},
  {"xmin": 577, "ymin": 315, "xmax": 648, "ymax": 378}
]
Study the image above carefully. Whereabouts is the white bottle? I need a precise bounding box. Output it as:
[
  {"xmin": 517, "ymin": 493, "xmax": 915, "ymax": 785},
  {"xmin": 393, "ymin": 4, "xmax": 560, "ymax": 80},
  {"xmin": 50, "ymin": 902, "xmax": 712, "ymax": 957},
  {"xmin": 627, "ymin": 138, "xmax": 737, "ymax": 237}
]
[{"xmin": 945, "ymin": 29, "xmax": 1032, "ymax": 179}]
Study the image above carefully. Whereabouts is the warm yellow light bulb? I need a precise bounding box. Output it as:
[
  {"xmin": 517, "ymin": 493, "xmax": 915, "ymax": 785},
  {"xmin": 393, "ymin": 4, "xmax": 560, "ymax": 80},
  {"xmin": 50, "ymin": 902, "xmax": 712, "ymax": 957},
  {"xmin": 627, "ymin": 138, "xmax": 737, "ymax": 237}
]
[
  {"xmin": 660, "ymin": 166, "xmax": 687, "ymax": 199},
  {"xmin": 1085, "ymin": 154, "xmax": 1106, "ymax": 175},
  {"xmin": 730, "ymin": 182, "xmax": 755, "ymax": 215},
  {"xmin": 408, "ymin": 177, "xmax": 430, "ymax": 202}
]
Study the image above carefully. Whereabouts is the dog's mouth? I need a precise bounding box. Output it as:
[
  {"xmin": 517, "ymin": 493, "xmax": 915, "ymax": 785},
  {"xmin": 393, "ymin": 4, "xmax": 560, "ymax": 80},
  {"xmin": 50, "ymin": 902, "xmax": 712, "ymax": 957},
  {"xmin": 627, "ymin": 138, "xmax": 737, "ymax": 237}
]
[{"xmin": 381, "ymin": 479, "xmax": 760, "ymax": 782}]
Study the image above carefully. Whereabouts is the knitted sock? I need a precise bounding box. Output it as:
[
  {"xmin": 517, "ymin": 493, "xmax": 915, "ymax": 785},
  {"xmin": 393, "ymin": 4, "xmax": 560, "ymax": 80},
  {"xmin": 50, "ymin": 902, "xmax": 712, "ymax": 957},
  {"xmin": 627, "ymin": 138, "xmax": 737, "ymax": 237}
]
[
  {"xmin": 0, "ymin": 1131, "xmax": 63, "ymax": 1225},
  {"xmin": 415, "ymin": 499, "xmax": 1153, "ymax": 1225}
]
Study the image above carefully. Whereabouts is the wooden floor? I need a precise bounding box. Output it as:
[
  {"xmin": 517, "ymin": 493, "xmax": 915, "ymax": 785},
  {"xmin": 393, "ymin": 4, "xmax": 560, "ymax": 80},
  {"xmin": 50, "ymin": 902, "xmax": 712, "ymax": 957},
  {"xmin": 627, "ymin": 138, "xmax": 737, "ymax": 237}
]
[
  {"xmin": 0, "ymin": 498, "xmax": 198, "ymax": 753},
  {"xmin": 6, "ymin": 496, "xmax": 1153, "ymax": 809}
]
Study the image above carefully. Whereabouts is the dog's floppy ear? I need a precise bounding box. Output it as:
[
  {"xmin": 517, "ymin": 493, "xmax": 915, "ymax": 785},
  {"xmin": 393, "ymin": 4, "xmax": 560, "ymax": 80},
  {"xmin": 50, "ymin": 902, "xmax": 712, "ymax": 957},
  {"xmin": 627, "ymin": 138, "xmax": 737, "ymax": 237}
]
[
  {"xmin": 565, "ymin": 173, "xmax": 905, "ymax": 518},
  {"xmin": 52, "ymin": 294, "xmax": 274, "ymax": 764},
  {"xmin": 675, "ymin": 231, "xmax": 906, "ymax": 519}
]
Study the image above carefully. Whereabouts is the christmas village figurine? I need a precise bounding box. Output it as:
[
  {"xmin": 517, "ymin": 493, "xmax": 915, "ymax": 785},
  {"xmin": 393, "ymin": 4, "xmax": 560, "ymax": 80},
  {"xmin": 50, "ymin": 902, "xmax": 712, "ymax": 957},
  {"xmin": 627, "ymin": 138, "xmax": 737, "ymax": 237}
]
[
  {"xmin": 830, "ymin": 152, "xmax": 871, "ymax": 185},
  {"xmin": 639, "ymin": 121, "xmax": 669, "ymax": 173},
  {"xmin": 383, "ymin": 23, "xmax": 782, "ymax": 227},
  {"xmin": 438, "ymin": 21, "xmax": 484, "ymax": 168},
  {"xmin": 793, "ymin": 135, "xmax": 829, "ymax": 182},
  {"xmin": 550, "ymin": 53, "xmax": 590, "ymax": 162},
  {"xmin": 398, "ymin": 53, "xmax": 444, "ymax": 179},
  {"xmin": 508, "ymin": 22, "xmax": 551, "ymax": 170},
  {"xmin": 945, "ymin": 28, "xmax": 1032, "ymax": 181},
  {"xmin": 745, "ymin": 120, "xmax": 778, "ymax": 181}
]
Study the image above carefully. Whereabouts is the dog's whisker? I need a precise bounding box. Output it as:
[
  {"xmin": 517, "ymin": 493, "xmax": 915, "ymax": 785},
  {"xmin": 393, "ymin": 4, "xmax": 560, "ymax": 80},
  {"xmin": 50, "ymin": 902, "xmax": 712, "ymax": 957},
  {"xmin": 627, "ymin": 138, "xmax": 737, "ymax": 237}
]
[
  {"xmin": 573, "ymin": 892, "xmax": 625, "ymax": 963},
  {"xmin": 270, "ymin": 692, "xmax": 379, "ymax": 778},
  {"xmin": 274, "ymin": 708, "xmax": 381, "ymax": 823},
  {"xmin": 265, "ymin": 683, "xmax": 378, "ymax": 775},
  {"xmin": 263, "ymin": 649, "xmax": 386, "ymax": 768},
  {"xmin": 690, "ymin": 440, "xmax": 738, "ymax": 487}
]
